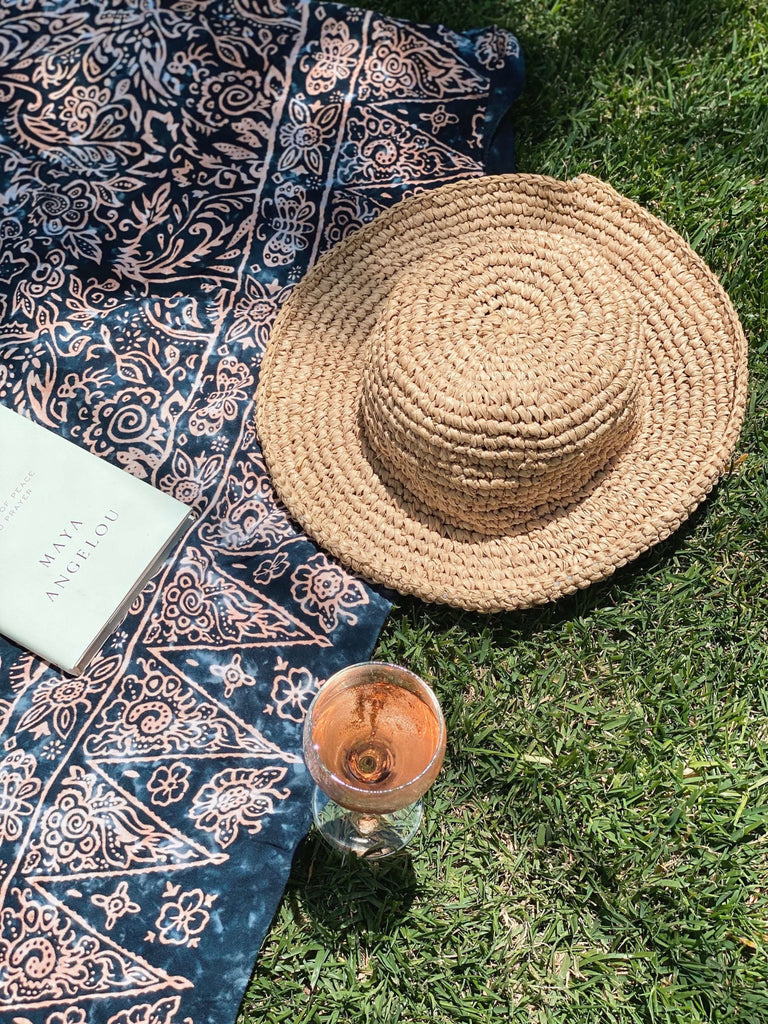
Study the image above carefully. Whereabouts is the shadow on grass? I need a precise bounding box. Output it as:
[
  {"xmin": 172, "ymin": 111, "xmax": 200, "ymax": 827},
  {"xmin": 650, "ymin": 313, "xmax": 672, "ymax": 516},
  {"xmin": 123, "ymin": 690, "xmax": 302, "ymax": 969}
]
[{"xmin": 285, "ymin": 831, "xmax": 419, "ymax": 937}]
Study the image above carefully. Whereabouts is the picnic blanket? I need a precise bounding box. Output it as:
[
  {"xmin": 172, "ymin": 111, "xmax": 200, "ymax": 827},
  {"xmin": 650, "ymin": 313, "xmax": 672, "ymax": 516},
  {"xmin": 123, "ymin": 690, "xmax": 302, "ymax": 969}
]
[{"xmin": 0, "ymin": 2, "xmax": 524, "ymax": 1021}]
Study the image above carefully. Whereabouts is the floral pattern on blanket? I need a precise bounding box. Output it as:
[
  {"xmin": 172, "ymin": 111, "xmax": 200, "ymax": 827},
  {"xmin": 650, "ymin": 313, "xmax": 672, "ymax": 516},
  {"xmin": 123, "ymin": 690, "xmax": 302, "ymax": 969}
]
[{"xmin": 0, "ymin": 2, "xmax": 523, "ymax": 1022}]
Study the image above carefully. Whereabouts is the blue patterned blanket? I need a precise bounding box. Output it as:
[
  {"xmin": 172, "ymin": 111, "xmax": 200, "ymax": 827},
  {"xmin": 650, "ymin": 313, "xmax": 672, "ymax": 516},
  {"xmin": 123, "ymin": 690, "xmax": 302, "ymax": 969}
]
[{"xmin": 0, "ymin": 3, "xmax": 523, "ymax": 1021}]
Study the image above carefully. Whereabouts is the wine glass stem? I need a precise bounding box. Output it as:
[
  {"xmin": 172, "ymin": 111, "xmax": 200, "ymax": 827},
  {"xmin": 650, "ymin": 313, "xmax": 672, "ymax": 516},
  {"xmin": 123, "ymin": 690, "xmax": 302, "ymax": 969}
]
[{"xmin": 351, "ymin": 812, "xmax": 381, "ymax": 836}]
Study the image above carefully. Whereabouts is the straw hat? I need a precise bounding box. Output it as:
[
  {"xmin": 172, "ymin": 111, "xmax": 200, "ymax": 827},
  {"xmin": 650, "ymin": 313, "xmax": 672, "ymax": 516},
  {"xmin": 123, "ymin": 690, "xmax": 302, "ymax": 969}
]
[{"xmin": 256, "ymin": 174, "xmax": 748, "ymax": 612}]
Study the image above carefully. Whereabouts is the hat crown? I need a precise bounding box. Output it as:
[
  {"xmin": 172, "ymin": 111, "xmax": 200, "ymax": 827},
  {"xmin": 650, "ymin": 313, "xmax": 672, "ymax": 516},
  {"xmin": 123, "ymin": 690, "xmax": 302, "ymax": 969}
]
[{"xmin": 360, "ymin": 230, "xmax": 643, "ymax": 532}]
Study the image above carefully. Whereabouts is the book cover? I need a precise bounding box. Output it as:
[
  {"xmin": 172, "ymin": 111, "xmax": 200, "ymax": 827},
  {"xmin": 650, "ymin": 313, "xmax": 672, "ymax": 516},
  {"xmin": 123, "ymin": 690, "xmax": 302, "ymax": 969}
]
[{"xmin": 0, "ymin": 404, "xmax": 193, "ymax": 675}]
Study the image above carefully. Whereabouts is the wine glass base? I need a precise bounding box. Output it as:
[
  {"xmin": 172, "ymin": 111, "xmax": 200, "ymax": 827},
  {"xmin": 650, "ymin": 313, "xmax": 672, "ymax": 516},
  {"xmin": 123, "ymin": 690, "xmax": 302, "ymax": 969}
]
[{"xmin": 312, "ymin": 788, "xmax": 422, "ymax": 860}]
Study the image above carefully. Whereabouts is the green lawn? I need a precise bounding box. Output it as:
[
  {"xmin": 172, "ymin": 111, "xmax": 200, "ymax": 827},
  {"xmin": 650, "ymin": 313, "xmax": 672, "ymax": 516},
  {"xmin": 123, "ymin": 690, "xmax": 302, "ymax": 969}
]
[{"xmin": 239, "ymin": 1, "xmax": 768, "ymax": 1021}]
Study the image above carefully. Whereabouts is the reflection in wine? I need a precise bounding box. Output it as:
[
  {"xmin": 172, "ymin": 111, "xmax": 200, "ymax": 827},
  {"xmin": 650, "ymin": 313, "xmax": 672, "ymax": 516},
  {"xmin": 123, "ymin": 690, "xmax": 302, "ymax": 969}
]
[{"xmin": 310, "ymin": 679, "xmax": 443, "ymax": 810}]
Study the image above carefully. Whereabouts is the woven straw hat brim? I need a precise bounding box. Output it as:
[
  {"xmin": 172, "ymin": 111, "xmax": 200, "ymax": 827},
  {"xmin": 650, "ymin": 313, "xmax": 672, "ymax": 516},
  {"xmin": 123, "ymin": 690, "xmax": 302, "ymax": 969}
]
[{"xmin": 256, "ymin": 174, "xmax": 748, "ymax": 612}]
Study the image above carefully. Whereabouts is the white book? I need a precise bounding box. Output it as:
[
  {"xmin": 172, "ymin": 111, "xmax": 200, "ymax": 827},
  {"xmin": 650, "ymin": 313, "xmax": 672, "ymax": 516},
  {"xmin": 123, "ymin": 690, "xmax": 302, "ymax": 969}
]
[{"xmin": 0, "ymin": 404, "xmax": 192, "ymax": 675}]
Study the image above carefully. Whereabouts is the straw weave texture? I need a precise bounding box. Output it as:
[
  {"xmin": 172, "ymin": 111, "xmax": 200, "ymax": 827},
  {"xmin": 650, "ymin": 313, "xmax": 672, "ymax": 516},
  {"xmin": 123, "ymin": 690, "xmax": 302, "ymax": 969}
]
[{"xmin": 257, "ymin": 174, "xmax": 748, "ymax": 611}]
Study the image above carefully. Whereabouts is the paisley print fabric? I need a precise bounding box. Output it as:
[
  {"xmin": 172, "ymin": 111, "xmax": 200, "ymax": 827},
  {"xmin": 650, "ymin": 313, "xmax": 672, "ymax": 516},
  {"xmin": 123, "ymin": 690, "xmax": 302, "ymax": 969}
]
[{"xmin": 0, "ymin": 2, "xmax": 523, "ymax": 1021}]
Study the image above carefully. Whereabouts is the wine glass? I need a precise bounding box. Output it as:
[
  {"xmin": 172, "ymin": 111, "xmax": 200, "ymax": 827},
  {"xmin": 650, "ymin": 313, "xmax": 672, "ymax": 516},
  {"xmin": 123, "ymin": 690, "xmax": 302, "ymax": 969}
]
[{"xmin": 302, "ymin": 661, "xmax": 446, "ymax": 859}]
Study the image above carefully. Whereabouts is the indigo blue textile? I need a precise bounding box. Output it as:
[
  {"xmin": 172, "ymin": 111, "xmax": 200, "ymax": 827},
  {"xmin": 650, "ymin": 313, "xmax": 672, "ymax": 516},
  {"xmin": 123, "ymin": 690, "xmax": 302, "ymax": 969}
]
[{"xmin": 0, "ymin": 3, "xmax": 523, "ymax": 1022}]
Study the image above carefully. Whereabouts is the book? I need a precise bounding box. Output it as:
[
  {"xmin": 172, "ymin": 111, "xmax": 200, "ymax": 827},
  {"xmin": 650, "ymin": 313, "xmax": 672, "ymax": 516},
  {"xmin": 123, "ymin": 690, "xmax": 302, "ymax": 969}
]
[{"xmin": 0, "ymin": 404, "xmax": 193, "ymax": 675}]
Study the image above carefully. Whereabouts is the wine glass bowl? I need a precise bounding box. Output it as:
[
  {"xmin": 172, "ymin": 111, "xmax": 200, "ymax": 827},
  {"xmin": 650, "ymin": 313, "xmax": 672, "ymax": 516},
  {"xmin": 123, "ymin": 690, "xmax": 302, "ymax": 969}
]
[{"xmin": 303, "ymin": 662, "xmax": 446, "ymax": 858}]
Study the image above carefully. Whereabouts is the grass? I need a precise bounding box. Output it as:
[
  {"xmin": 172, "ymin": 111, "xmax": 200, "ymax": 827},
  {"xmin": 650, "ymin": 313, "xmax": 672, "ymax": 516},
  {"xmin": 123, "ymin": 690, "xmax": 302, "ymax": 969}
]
[{"xmin": 239, "ymin": 1, "xmax": 768, "ymax": 1021}]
